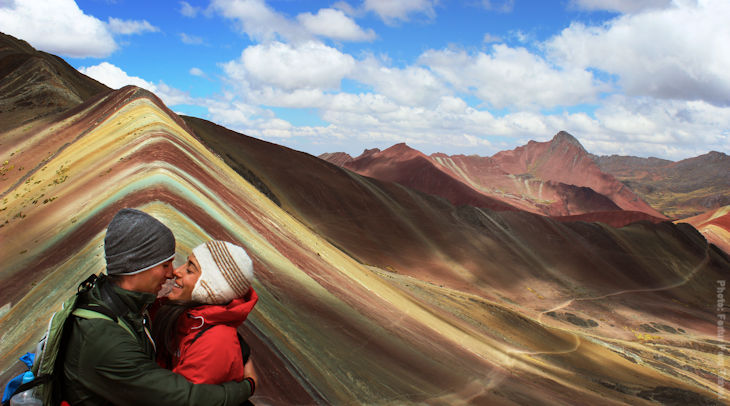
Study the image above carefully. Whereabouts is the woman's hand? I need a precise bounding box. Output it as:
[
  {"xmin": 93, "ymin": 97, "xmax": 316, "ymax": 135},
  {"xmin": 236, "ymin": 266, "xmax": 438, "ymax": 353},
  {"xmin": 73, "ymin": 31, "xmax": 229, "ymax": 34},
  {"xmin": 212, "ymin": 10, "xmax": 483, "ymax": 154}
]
[{"xmin": 244, "ymin": 359, "xmax": 258, "ymax": 387}]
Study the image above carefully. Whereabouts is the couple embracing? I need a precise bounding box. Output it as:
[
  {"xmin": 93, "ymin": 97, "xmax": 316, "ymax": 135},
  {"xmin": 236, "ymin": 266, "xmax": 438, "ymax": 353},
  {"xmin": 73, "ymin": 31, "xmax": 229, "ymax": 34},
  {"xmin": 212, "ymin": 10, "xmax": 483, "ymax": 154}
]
[{"xmin": 61, "ymin": 208, "xmax": 259, "ymax": 405}]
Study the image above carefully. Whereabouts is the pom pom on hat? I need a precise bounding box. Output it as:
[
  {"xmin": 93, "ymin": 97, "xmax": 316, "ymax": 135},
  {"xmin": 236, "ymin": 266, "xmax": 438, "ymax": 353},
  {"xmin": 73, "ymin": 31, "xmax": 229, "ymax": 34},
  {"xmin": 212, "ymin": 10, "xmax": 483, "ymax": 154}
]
[{"xmin": 191, "ymin": 240, "xmax": 254, "ymax": 304}]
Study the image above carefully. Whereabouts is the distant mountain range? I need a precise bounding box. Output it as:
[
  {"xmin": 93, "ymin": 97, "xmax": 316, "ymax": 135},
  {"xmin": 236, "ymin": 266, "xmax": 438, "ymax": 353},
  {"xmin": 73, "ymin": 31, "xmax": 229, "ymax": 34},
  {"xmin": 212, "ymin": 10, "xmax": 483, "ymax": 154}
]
[
  {"xmin": 594, "ymin": 151, "xmax": 730, "ymax": 218},
  {"xmin": 2, "ymin": 31, "xmax": 729, "ymax": 405},
  {"xmin": 321, "ymin": 133, "xmax": 729, "ymax": 223}
]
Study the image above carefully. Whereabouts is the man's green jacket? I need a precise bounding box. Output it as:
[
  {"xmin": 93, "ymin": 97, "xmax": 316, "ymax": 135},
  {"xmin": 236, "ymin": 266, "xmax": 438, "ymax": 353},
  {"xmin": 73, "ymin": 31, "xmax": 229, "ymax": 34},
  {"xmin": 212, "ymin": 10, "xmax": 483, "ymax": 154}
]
[{"xmin": 61, "ymin": 277, "xmax": 253, "ymax": 405}]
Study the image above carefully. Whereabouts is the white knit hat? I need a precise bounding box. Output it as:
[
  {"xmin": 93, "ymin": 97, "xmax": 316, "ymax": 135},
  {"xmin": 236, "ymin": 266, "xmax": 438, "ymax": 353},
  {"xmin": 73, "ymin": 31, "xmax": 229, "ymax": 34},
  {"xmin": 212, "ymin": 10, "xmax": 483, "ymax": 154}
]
[{"xmin": 191, "ymin": 240, "xmax": 254, "ymax": 304}]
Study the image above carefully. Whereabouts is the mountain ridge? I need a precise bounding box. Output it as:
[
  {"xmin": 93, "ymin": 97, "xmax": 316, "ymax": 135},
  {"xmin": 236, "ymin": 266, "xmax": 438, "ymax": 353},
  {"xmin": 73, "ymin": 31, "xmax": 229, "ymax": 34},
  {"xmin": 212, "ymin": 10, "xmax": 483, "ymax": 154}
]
[
  {"xmin": 322, "ymin": 132, "xmax": 670, "ymax": 223},
  {"xmin": 594, "ymin": 150, "xmax": 730, "ymax": 218},
  {"xmin": 0, "ymin": 32, "xmax": 109, "ymax": 132}
]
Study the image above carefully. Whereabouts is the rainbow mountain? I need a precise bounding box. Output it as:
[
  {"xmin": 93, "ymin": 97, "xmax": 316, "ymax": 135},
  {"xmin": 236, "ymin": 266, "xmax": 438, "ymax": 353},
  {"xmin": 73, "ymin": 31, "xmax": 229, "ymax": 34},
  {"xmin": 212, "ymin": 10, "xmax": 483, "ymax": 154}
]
[{"xmin": 1, "ymin": 32, "xmax": 729, "ymax": 405}]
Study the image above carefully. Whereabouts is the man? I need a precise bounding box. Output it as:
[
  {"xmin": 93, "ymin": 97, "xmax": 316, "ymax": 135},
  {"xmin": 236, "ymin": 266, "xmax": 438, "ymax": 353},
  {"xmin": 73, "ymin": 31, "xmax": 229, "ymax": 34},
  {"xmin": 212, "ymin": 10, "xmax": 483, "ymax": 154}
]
[{"xmin": 61, "ymin": 208, "xmax": 255, "ymax": 405}]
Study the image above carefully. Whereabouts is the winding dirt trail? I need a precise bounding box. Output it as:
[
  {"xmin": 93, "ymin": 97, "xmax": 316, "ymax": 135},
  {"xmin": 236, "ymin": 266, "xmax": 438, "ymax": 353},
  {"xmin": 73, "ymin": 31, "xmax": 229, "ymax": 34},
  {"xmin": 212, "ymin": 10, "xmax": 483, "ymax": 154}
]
[
  {"xmin": 507, "ymin": 247, "xmax": 711, "ymax": 357},
  {"xmin": 537, "ymin": 246, "xmax": 710, "ymax": 324}
]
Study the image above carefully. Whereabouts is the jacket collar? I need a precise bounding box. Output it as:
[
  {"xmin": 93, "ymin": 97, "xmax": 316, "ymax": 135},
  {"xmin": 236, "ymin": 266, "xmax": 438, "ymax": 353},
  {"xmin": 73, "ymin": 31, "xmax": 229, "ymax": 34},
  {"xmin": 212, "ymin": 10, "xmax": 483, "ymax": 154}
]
[
  {"xmin": 180, "ymin": 288, "xmax": 258, "ymax": 333},
  {"xmin": 110, "ymin": 283, "xmax": 156, "ymax": 315},
  {"xmin": 91, "ymin": 275, "xmax": 156, "ymax": 316}
]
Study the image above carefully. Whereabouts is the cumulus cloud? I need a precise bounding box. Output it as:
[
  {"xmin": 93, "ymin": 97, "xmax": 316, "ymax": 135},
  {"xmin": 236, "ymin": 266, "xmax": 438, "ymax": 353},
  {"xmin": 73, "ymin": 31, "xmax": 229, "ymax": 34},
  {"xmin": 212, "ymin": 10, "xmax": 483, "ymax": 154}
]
[
  {"xmin": 179, "ymin": 1, "xmax": 201, "ymax": 17},
  {"xmin": 107, "ymin": 17, "xmax": 159, "ymax": 35},
  {"xmin": 420, "ymin": 45, "xmax": 605, "ymax": 110},
  {"xmin": 482, "ymin": 33, "xmax": 502, "ymax": 43},
  {"xmin": 211, "ymin": 0, "xmax": 303, "ymax": 42},
  {"xmin": 200, "ymin": 79, "xmax": 730, "ymax": 159},
  {"xmin": 297, "ymin": 8, "xmax": 375, "ymax": 41},
  {"xmin": 546, "ymin": 0, "xmax": 730, "ymax": 106},
  {"xmin": 481, "ymin": 0, "xmax": 515, "ymax": 13},
  {"xmin": 569, "ymin": 0, "xmax": 673, "ymax": 13},
  {"xmin": 79, "ymin": 62, "xmax": 156, "ymax": 90},
  {"xmin": 78, "ymin": 62, "xmax": 193, "ymax": 106},
  {"xmin": 363, "ymin": 0, "xmax": 436, "ymax": 24},
  {"xmin": 588, "ymin": 95, "xmax": 730, "ymax": 157},
  {"xmin": 180, "ymin": 33, "xmax": 204, "ymax": 45},
  {"xmin": 0, "ymin": 0, "xmax": 116, "ymax": 57},
  {"xmin": 223, "ymin": 41, "xmax": 356, "ymax": 92},
  {"xmin": 212, "ymin": 0, "xmax": 375, "ymax": 42},
  {"xmin": 206, "ymin": 98, "xmax": 267, "ymax": 129},
  {"xmin": 305, "ymin": 91, "xmax": 727, "ymax": 159},
  {"xmin": 351, "ymin": 57, "xmax": 448, "ymax": 106},
  {"xmin": 189, "ymin": 67, "xmax": 205, "ymax": 77}
]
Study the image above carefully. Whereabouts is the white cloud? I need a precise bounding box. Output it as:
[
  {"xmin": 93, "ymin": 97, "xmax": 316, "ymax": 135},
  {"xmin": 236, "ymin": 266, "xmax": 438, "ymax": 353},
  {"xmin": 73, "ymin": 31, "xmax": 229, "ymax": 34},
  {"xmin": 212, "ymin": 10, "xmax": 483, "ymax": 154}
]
[
  {"xmin": 212, "ymin": 0, "xmax": 375, "ymax": 42},
  {"xmin": 420, "ymin": 45, "xmax": 604, "ymax": 110},
  {"xmin": 569, "ymin": 0, "xmax": 673, "ymax": 13},
  {"xmin": 546, "ymin": 0, "xmax": 730, "ymax": 106},
  {"xmin": 154, "ymin": 82, "xmax": 195, "ymax": 106},
  {"xmin": 511, "ymin": 30, "xmax": 529, "ymax": 43},
  {"xmin": 211, "ymin": 0, "xmax": 306, "ymax": 42},
  {"xmin": 199, "ymin": 82, "xmax": 730, "ymax": 159},
  {"xmin": 332, "ymin": 1, "xmax": 358, "ymax": 16},
  {"xmin": 481, "ymin": 0, "xmax": 515, "ymax": 13},
  {"xmin": 79, "ymin": 62, "xmax": 156, "ymax": 90},
  {"xmin": 78, "ymin": 62, "xmax": 193, "ymax": 107},
  {"xmin": 180, "ymin": 1, "xmax": 201, "ymax": 17},
  {"xmin": 363, "ymin": 0, "xmax": 436, "ymax": 24},
  {"xmin": 589, "ymin": 95, "xmax": 730, "ymax": 157},
  {"xmin": 223, "ymin": 41, "xmax": 355, "ymax": 92},
  {"xmin": 258, "ymin": 89, "xmax": 330, "ymax": 109},
  {"xmin": 189, "ymin": 67, "xmax": 205, "ymax": 77},
  {"xmin": 352, "ymin": 57, "xmax": 448, "ymax": 106},
  {"xmin": 206, "ymin": 99, "xmax": 266, "ymax": 128},
  {"xmin": 107, "ymin": 17, "xmax": 159, "ymax": 35},
  {"xmin": 482, "ymin": 33, "xmax": 502, "ymax": 43},
  {"xmin": 180, "ymin": 33, "xmax": 204, "ymax": 45},
  {"xmin": 296, "ymin": 8, "xmax": 375, "ymax": 41},
  {"xmin": 306, "ymin": 91, "xmax": 727, "ymax": 159},
  {"xmin": 0, "ymin": 0, "xmax": 116, "ymax": 57}
]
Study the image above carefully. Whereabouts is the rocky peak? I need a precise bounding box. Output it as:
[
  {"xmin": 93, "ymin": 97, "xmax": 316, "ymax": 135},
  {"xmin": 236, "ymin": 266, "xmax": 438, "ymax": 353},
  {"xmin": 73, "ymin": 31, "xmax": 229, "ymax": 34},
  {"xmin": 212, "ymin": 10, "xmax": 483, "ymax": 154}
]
[
  {"xmin": 356, "ymin": 148, "xmax": 381, "ymax": 159},
  {"xmin": 702, "ymin": 151, "xmax": 729, "ymax": 161},
  {"xmin": 378, "ymin": 143, "xmax": 425, "ymax": 161},
  {"xmin": 551, "ymin": 131, "xmax": 586, "ymax": 151}
]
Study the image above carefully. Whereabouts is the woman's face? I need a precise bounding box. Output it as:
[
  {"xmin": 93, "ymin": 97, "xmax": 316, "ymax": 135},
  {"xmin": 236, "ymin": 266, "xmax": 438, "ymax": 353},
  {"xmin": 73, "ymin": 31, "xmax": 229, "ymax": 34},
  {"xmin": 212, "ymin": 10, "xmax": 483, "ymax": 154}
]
[{"xmin": 167, "ymin": 253, "xmax": 202, "ymax": 301}]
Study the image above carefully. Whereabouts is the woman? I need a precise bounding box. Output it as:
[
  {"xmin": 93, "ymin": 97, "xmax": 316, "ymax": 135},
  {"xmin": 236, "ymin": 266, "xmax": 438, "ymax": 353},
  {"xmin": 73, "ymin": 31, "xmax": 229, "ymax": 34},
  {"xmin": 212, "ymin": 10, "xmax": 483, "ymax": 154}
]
[{"xmin": 151, "ymin": 240, "xmax": 258, "ymax": 390}]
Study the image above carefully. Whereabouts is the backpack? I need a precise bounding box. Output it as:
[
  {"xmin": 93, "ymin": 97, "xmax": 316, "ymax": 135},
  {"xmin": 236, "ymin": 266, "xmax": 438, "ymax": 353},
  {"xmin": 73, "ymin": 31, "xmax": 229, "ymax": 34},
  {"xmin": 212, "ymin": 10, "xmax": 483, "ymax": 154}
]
[{"xmin": 2, "ymin": 274, "xmax": 134, "ymax": 406}]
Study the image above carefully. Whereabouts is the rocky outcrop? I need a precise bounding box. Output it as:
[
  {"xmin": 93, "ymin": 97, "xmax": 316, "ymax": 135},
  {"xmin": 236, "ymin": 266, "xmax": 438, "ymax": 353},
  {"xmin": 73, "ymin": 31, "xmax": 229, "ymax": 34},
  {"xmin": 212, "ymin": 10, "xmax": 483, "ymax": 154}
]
[{"xmin": 317, "ymin": 151, "xmax": 353, "ymax": 167}]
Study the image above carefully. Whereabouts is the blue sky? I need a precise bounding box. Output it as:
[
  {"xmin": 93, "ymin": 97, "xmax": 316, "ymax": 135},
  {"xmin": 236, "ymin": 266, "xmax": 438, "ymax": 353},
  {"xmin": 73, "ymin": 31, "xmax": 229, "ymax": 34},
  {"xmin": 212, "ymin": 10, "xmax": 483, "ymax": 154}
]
[{"xmin": 1, "ymin": 0, "xmax": 729, "ymax": 160}]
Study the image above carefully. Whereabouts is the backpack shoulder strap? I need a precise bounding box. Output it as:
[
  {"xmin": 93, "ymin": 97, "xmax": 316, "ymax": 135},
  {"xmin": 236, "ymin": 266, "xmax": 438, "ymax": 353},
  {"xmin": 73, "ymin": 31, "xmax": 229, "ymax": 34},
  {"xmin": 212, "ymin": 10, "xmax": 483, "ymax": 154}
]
[
  {"xmin": 72, "ymin": 305, "xmax": 135, "ymax": 338},
  {"xmin": 99, "ymin": 279, "xmax": 129, "ymax": 318},
  {"xmin": 188, "ymin": 325, "xmax": 251, "ymax": 364},
  {"xmin": 238, "ymin": 332, "xmax": 251, "ymax": 364},
  {"xmin": 189, "ymin": 324, "xmax": 216, "ymax": 346}
]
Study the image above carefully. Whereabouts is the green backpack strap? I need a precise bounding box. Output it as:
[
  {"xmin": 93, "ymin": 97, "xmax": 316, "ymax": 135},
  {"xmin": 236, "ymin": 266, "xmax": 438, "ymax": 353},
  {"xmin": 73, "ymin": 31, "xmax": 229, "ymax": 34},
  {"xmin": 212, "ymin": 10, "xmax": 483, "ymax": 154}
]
[{"xmin": 72, "ymin": 306, "xmax": 135, "ymax": 338}]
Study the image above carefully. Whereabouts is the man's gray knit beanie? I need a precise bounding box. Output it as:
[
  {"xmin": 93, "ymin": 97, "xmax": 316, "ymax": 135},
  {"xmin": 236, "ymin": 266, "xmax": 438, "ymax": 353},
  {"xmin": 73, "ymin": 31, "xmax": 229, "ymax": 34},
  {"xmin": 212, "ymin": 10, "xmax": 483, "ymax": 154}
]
[{"xmin": 104, "ymin": 208, "xmax": 176, "ymax": 275}]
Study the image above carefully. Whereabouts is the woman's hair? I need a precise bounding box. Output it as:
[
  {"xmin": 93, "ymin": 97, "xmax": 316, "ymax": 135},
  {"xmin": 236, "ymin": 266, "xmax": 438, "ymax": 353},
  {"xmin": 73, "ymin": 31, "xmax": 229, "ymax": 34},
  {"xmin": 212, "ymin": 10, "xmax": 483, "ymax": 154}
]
[{"xmin": 151, "ymin": 300, "xmax": 204, "ymax": 362}]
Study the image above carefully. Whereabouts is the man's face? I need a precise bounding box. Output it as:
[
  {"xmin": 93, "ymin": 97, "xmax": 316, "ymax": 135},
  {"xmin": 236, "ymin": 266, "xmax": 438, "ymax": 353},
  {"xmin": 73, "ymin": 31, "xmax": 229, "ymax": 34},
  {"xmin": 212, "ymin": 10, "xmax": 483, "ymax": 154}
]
[{"xmin": 125, "ymin": 259, "xmax": 175, "ymax": 295}]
